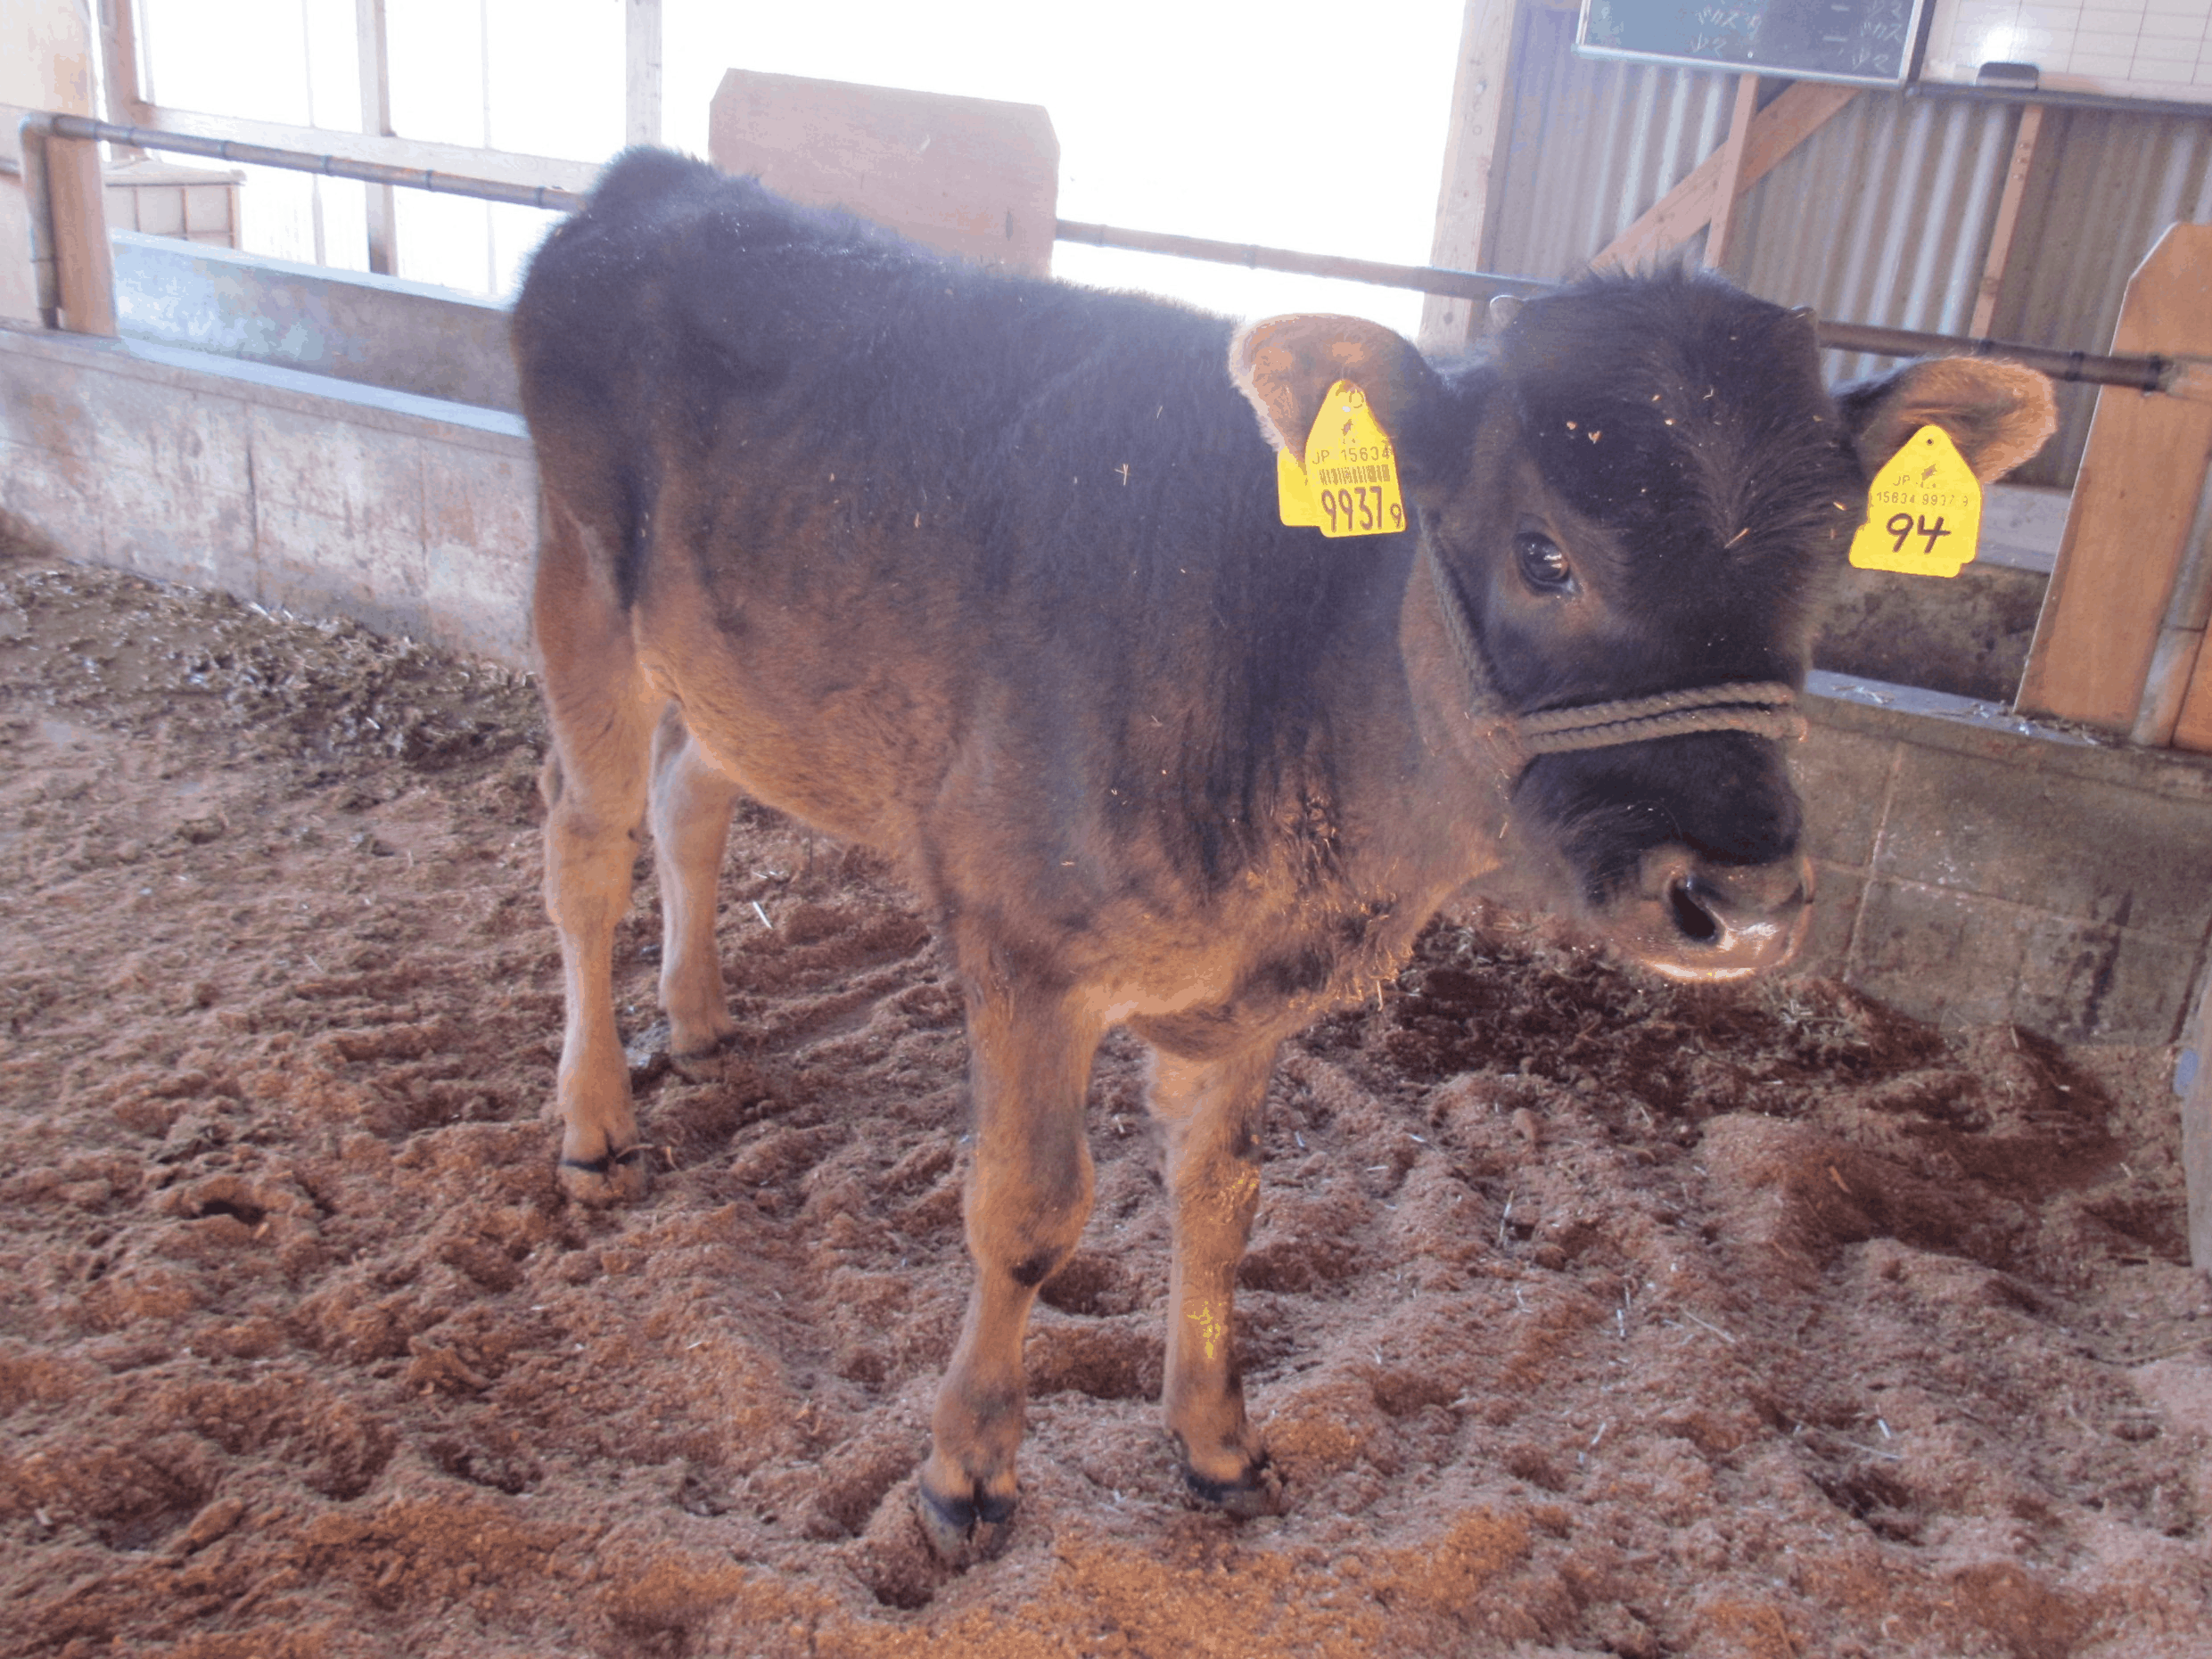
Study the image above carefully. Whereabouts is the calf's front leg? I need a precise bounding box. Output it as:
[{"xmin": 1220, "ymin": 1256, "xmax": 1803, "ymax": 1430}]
[
  {"xmin": 918, "ymin": 972, "xmax": 1101, "ymax": 1563},
  {"xmin": 1149, "ymin": 1040, "xmax": 1283, "ymax": 1512}
]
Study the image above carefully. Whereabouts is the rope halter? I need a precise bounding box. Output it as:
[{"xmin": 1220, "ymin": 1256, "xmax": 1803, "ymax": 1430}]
[{"xmin": 1426, "ymin": 549, "xmax": 1808, "ymax": 764}]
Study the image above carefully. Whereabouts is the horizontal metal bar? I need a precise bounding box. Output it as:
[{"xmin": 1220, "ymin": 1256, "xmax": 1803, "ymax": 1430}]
[
  {"xmin": 31, "ymin": 112, "xmax": 2195, "ymax": 399},
  {"xmin": 1053, "ymin": 218, "xmax": 1554, "ymax": 302},
  {"xmin": 1053, "ymin": 217, "xmax": 2186, "ymax": 395},
  {"xmin": 44, "ymin": 111, "xmax": 585, "ymax": 214}
]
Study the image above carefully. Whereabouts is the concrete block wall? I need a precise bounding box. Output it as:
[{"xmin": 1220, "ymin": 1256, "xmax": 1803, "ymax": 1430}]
[
  {"xmin": 1793, "ymin": 680, "xmax": 2212, "ymax": 1045},
  {"xmin": 0, "ymin": 321, "xmax": 535, "ymax": 663},
  {"xmin": 6, "ymin": 316, "xmax": 2212, "ymax": 1049}
]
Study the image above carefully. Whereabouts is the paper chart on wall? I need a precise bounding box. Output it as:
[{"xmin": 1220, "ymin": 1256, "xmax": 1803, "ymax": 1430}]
[{"xmin": 1920, "ymin": 0, "xmax": 2212, "ymax": 103}]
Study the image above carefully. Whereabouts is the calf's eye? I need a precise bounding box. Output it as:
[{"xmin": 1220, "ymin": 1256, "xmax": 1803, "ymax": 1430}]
[{"xmin": 1514, "ymin": 532, "xmax": 1575, "ymax": 595}]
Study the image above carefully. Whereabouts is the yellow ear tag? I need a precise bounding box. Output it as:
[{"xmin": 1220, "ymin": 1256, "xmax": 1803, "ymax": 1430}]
[
  {"xmin": 1276, "ymin": 446, "xmax": 1320, "ymax": 526},
  {"xmin": 1849, "ymin": 424, "xmax": 1981, "ymax": 577},
  {"xmin": 1294, "ymin": 380, "xmax": 1405, "ymax": 538}
]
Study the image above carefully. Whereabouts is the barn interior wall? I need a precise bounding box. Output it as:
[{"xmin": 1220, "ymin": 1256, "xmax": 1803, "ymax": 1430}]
[
  {"xmin": 0, "ymin": 320, "xmax": 534, "ymax": 663},
  {"xmin": 1481, "ymin": 3, "xmax": 2212, "ymax": 491},
  {"xmin": 6, "ymin": 312, "xmax": 2210, "ymax": 1048}
]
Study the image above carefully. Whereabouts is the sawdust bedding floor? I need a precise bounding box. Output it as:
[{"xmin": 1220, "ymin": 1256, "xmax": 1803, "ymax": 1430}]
[{"xmin": 1, "ymin": 548, "xmax": 2208, "ymax": 1658}]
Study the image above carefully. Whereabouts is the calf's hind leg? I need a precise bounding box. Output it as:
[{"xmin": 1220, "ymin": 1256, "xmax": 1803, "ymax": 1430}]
[
  {"xmin": 535, "ymin": 501, "xmax": 659, "ymax": 1203},
  {"xmin": 918, "ymin": 969, "xmax": 1103, "ymax": 1563},
  {"xmin": 648, "ymin": 710, "xmax": 743, "ymax": 1066},
  {"xmin": 1147, "ymin": 1040, "xmax": 1283, "ymax": 1512}
]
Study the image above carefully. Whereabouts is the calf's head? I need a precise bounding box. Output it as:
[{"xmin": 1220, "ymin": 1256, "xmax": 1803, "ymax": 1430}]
[{"xmin": 1235, "ymin": 272, "xmax": 2055, "ymax": 981}]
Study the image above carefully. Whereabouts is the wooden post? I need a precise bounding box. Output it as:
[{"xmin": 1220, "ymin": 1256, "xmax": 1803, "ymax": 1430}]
[
  {"xmin": 1969, "ymin": 103, "xmax": 2042, "ymax": 338},
  {"xmin": 96, "ymin": 0, "xmax": 153, "ymax": 149},
  {"xmin": 2018, "ymin": 224, "xmax": 2212, "ymax": 732},
  {"xmin": 45, "ymin": 134, "xmax": 119, "ymax": 336},
  {"xmin": 1418, "ymin": 0, "xmax": 1521, "ymax": 354},
  {"xmin": 1702, "ymin": 74, "xmax": 1759, "ymax": 273},
  {"xmin": 2183, "ymin": 974, "xmax": 2212, "ymax": 1269},
  {"xmin": 1592, "ymin": 80, "xmax": 1858, "ymax": 271},
  {"xmin": 625, "ymin": 0, "xmax": 663, "ymax": 147},
  {"xmin": 356, "ymin": 0, "xmax": 398, "ymax": 275}
]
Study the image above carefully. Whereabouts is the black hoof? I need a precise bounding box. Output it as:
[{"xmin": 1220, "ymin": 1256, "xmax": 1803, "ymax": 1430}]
[
  {"xmin": 916, "ymin": 1479, "xmax": 1017, "ymax": 1566},
  {"xmin": 1182, "ymin": 1452, "xmax": 1286, "ymax": 1519},
  {"xmin": 558, "ymin": 1144, "xmax": 654, "ymax": 1204}
]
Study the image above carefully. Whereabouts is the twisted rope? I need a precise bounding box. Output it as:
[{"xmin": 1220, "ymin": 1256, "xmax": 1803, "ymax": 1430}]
[
  {"xmin": 1425, "ymin": 551, "xmax": 1806, "ymax": 760},
  {"xmin": 1517, "ymin": 685, "xmax": 1805, "ymax": 753}
]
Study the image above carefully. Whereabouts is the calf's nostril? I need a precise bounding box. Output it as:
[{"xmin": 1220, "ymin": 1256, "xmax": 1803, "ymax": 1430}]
[{"xmin": 1667, "ymin": 878, "xmax": 1723, "ymax": 945}]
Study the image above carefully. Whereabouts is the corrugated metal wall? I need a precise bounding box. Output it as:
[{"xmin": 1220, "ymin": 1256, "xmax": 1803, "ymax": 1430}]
[{"xmin": 1483, "ymin": 4, "xmax": 2212, "ymax": 488}]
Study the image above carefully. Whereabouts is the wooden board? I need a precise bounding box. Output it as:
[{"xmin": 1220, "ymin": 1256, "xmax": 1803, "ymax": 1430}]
[
  {"xmin": 1702, "ymin": 75, "xmax": 1761, "ymax": 272},
  {"xmin": 1418, "ymin": 0, "xmax": 1522, "ymax": 353},
  {"xmin": 2017, "ymin": 223, "xmax": 2212, "ymax": 733},
  {"xmin": 2184, "ymin": 974, "xmax": 2212, "ymax": 1269},
  {"xmin": 46, "ymin": 134, "xmax": 118, "ymax": 337},
  {"xmin": 708, "ymin": 71, "xmax": 1058, "ymax": 277},
  {"xmin": 1593, "ymin": 80, "xmax": 1859, "ymax": 271}
]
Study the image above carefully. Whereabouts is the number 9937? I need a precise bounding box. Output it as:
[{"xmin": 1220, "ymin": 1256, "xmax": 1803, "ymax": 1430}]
[{"xmin": 1320, "ymin": 485, "xmax": 1402, "ymax": 537}]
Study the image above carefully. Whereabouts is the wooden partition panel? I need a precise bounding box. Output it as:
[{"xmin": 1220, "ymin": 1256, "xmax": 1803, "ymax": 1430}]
[{"xmin": 2018, "ymin": 224, "xmax": 2212, "ymax": 735}]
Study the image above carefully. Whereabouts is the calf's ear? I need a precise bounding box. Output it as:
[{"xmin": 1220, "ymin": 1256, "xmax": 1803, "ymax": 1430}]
[
  {"xmin": 1231, "ymin": 315, "xmax": 1443, "ymax": 466},
  {"xmin": 1837, "ymin": 357, "xmax": 2058, "ymax": 482}
]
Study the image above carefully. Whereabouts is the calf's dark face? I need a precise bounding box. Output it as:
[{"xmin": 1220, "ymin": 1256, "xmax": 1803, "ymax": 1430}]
[{"xmin": 1236, "ymin": 277, "xmax": 2055, "ymax": 982}]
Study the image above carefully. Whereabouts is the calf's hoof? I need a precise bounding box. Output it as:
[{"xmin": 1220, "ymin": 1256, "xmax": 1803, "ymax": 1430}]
[
  {"xmin": 558, "ymin": 1145, "xmax": 653, "ymax": 1204},
  {"xmin": 670, "ymin": 1030, "xmax": 741, "ymax": 1081},
  {"xmin": 1182, "ymin": 1450, "xmax": 1286, "ymax": 1520},
  {"xmin": 916, "ymin": 1476, "xmax": 1016, "ymax": 1567}
]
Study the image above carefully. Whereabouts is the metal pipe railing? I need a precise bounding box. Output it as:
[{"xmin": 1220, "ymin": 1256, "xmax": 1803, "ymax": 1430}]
[
  {"xmin": 39, "ymin": 111, "xmax": 585, "ymax": 213},
  {"xmin": 24, "ymin": 111, "xmax": 2208, "ymax": 402}
]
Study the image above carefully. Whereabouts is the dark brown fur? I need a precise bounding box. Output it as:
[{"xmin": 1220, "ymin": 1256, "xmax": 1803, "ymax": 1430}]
[{"xmin": 511, "ymin": 150, "xmax": 2055, "ymax": 1560}]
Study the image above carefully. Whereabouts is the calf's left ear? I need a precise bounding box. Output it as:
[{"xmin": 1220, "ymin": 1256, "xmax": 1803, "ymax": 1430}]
[
  {"xmin": 1231, "ymin": 315, "xmax": 1443, "ymax": 468},
  {"xmin": 1837, "ymin": 357, "xmax": 2058, "ymax": 482}
]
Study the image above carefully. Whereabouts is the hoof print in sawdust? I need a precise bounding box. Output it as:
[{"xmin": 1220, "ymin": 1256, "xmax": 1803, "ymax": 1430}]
[
  {"xmin": 1037, "ymin": 1249, "xmax": 1143, "ymax": 1317},
  {"xmin": 558, "ymin": 1146, "xmax": 654, "ymax": 1205},
  {"xmin": 1024, "ymin": 1320, "xmax": 1161, "ymax": 1401}
]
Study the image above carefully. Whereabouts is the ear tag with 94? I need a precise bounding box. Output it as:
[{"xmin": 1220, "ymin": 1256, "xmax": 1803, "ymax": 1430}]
[{"xmin": 1849, "ymin": 423, "xmax": 1981, "ymax": 578}]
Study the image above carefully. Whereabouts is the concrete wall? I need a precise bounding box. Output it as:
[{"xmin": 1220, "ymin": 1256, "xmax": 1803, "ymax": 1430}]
[
  {"xmin": 1792, "ymin": 678, "xmax": 2212, "ymax": 1045},
  {"xmin": 0, "ymin": 320, "xmax": 533, "ymax": 662},
  {"xmin": 111, "ymin": 231, "xmax": 522, "ymax": 411},
  {"xmin": 4, "ymin": 316, "xmax": 2210, "ymax": 1047}
]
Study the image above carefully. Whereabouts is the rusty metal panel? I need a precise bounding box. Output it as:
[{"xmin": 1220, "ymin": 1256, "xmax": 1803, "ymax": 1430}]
[{"xmin": 1482, "ymin": 4, "xmax": 2212, "ymax": 488}]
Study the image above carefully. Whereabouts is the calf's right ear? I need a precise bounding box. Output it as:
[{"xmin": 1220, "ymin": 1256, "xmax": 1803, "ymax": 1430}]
[
  {"xmin": 1231, "ymin": 315, "xmax": 1443, "ymax": 467},
  {"xmin": 1836, "ymin": 357, "xmax": 2058, "ymax": 483}
]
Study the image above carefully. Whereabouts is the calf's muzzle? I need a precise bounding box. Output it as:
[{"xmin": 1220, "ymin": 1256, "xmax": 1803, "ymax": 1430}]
[{"xmin": 1616, "ymin": 842, "xmax": 1813, "ymax": 982}]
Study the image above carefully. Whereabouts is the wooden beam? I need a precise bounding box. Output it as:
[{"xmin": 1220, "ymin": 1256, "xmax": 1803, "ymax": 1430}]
[
  {"xmin": 1418, "ymin": 0, "xmax": 1521, "ymax": 354},
  {"xmin": 2019, "ymin": 223, "xmax": 2212, "ymax": 731},
  {"xmin": 2170, "ymin": 856, "xmax": 2212, "ymax": 1281},
  {"xmin": 1594, "ymin": 79, "xmax": 1859, "ymax": 271},
  {"xmin": 46, "ymin": 134, "xmax": 119, "ymax": 336},
  {"xmin": 1702, "ymin": 74, "xmax": 1759, "ymax": 273},
  {"xmin": 96, "ymin": 0, "xmax": 153, "ymax": 133},
  {"xmin": 355, "ymin": 0, "xmax": 398, "ymax": 275},
  {"xmin": 625, "ymin": 0, "xmax": 663, "ymax": 147},
  {"xmin": 1970, "ymin": 103, "xmax": 2042, "ymax": 338}
]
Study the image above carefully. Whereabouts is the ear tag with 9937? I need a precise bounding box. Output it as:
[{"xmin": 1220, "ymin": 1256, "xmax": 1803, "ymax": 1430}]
[
  {"xmin": 1279, "ymin": 381, "xmax": 1405, "ymax": 538},
  {"xmin": 1849, "ymin": 423, "xmax": 1981, "ymax": 578}
]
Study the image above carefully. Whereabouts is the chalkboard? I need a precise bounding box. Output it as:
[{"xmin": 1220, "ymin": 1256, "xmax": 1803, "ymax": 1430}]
[{"xmin": 1577, "ymin": 0, "xmax": 1930, "ymax": 85}]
